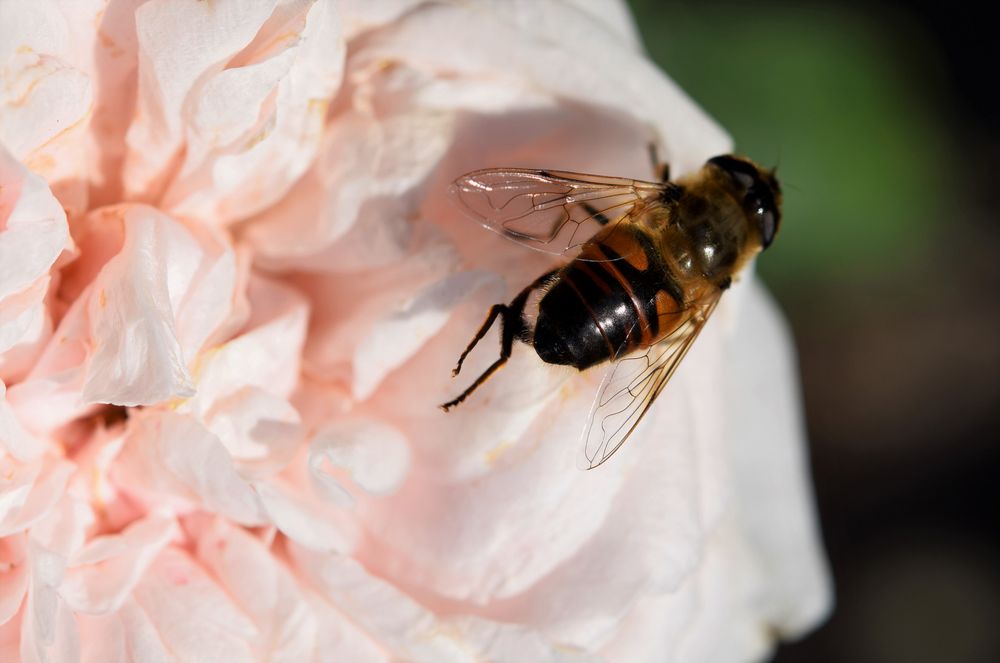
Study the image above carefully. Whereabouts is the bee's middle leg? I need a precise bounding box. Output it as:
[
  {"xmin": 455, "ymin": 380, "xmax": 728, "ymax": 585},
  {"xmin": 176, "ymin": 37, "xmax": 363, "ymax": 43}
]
[{"xmin": 440, "ymin": 270, "xmax": 557, "ymax": 411}]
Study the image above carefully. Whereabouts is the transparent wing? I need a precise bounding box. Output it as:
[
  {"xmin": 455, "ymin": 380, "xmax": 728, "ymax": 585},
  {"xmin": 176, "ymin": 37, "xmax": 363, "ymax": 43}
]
[
  {"xmin": 580, "ymin": 292, "xmax": 722, "ymax": 470},
  {"xmin": 449, "ymin": 168, "xmax": 667, "ymax": 258}
]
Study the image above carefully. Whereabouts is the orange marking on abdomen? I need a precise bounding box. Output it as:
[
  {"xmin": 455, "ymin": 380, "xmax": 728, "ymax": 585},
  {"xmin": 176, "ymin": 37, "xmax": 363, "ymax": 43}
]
[
  {"xmin": 599, "ymin": 229, "xmax": 649, "ymax": 271},
  {"xmin": 599, "ymin": 259, "xmax": 654, "ymax": 349}
]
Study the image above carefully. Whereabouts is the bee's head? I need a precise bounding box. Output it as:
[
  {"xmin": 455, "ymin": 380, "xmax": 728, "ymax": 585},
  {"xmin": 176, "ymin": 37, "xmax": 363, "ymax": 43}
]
[{"xmin": 707, "ymin": 155, "xmax": 782, "ymax": 250}]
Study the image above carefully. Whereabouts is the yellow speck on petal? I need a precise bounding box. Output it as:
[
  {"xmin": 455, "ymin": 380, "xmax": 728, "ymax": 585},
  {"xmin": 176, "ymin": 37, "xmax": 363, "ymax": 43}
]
[
  {"xmin": 484, "ymin": 439, "xmax": 514, "ymax": 465},
  {"xmin": 98, "ymin": 289, "xmax": 107, "ymax": 308},
  {"xmin": 16, "ymin": 45, "xmax": 32, "ymax": 54}
]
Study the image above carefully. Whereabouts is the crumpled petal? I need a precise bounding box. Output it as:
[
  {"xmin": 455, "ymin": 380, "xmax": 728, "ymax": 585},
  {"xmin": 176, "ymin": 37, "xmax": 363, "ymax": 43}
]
[
  {"xmin": 291, "ymin": 543, "xmax": 604, "ymax": 663},
  {"xmin": 0, "ymin": 146, "xmax": 71, "ymax": 379},
  {"xmin": 308, "ymin": 416, "xmax": 411, "ymax": 504},
  {"xmin": 81, "ymin": 204, "xmax": 236, "ymax": 406},
  {"xmin": 62, "ymin": 513, "xmax": 178, "ymax": 615},
  {"xmin": 350, "ymin": 2, "xmax": 729, "ymax": 175},
  {"xmin": 0, "ymin": 1, "xmax": 96, "ymax": 213},
  {"xmin": 116, "ymin": 411, "xmax": 267, "ymax": 525},
  {"xmin": 190, "ymin": 518, "xmax": 323, "ymax": 662}
]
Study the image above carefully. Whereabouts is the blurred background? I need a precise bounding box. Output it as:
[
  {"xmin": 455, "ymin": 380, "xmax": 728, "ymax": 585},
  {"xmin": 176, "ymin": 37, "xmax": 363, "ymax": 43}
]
[{"xmin": 626, "ymin": 1, "xmax": 999, "ymax": 662}]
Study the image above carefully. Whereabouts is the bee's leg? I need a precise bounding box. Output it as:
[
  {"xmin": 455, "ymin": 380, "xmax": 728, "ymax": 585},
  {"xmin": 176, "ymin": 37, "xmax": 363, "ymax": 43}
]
[
  {"xmin": 440, "ymin": 270, "xmax": 557, "ymax": 411},
  {"xmin": 450, "ymin": 304, "xmax": 504, "ymax": 378},
  {"xmin": 648, "ymin": 142, "xmax": 670, "ymax": 182}
]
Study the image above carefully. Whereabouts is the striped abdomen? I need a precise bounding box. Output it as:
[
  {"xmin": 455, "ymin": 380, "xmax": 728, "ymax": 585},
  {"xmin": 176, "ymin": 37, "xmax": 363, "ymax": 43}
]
[{"xmin": 532, "ymin": 225, "xmax": 691, "ymax": 370}]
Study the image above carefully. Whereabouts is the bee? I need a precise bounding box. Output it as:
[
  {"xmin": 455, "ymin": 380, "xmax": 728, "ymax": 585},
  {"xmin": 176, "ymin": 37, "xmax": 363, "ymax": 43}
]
[{"xmin": 440, "ymin": 154, "xmax": 781, "ymax": 468}]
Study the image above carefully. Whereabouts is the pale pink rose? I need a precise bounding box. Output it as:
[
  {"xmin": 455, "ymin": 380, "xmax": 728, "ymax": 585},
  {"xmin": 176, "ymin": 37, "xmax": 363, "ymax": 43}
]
[{"xmin": 0, "ymin": 1, "xmax": 831, "ymax": 662}]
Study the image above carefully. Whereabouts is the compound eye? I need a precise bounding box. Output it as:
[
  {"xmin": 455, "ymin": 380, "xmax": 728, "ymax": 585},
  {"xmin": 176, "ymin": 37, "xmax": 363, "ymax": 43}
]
[{"xmin": 758, "ymin": 208, "xmax": 777, "ymax": 248}]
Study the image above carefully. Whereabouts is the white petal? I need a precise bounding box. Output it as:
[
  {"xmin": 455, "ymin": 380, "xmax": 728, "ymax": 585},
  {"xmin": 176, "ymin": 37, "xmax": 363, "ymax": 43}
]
[
  {"xmin": 0, "ymin": 461, "xmax": 73, "ymax": 539},
  {"xmin": 82, "ymin": 208, "xmax": 195, "ymax": 405},
  {"xmin": 62, "ymin": 513, "xmax": 178, "ymax": 615},
  {"xmin": 246, "ymin": 107, "xmax": 455, "ymax": 268},
  {"xmin": 164, "ymin": 0, "xmax": 345, "ymax": 221},
  {"xmin": 723, "ymin": 278, "xmax": 833, "ymax": 636},
  {"xmin": 256, "ymin": 478, "xmax": 360, "ymax": 553},
  {"xmin": 0, "ymin": 147, "xmax": 71, "ymax": 301},
  {"xmin": 181, "ymin": 273, "xmax": 308, "ymax": 418},
  {"xmin": 0, "ymin": 381, "xmax": 40, "ymax": 462},
  {"xmin": 0, "ymin": 535, "xmax": 28, "ymax": 626},
  {"xmin": 0, "ymin": 2, "xmax": 95, "ymax": 209},
  {"xmin": 82, "ymin": 206, "xmax": 236, "ymax": 406},
  {"xmin": 128, "ymin": 549, "xmax": 257, "ymax": 663},
  {"xmin": 351, "ymin": 2, "xmax": 729, "ymax": 174},
  {"xmin": 353, "ymin": 270, "xmax": 499, "ymax": 400},
  {"xmin": 119, "ymin": 411, "xmax": 267, "ymax": 525},
  {"xmin": 291, "ymin": 545, "xmax": 602, "ymax": 663},
  {"xmin": 309, "ymin": 417, "xmax": 411, "ymax": 502},
  {"xmin": 192, "ymin": 519, "xmax": 322, "ymax": 662},
  {"xmin": 123, "ymin": 0, "xmax": 281, "ymax": 198}
]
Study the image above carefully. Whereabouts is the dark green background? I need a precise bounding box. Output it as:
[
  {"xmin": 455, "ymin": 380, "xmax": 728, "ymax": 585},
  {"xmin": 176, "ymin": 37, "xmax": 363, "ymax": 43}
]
[{"xmin": 627, "ymin": 2, "xmax": 1000, "ymax": 662}]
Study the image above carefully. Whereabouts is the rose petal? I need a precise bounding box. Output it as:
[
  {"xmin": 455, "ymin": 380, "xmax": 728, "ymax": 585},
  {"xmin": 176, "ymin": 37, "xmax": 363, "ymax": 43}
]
[
  {"xmin": 62, "ymin": 513, "xmax": 178, "ymax": 615},
  {"xmin": 0, "ymin": 146, "xmax": 71, "ymax": 303},
  {"xmin": 309, "ymin": 416, "xmax": 411, "ymax": 502},
  {"xmin": 117, "ymin": 411, "xmax": 267, "ymax": 525},
  {"xmin": 0, "ymin": 2, "xmax": 95, "ymax": 212},
  {"xmin": 123, "ymin": 0, "xmax": 282, "ymax": 199},
  {"xmin": 0, "ymin": 381, "xmax": 39, "ymax": 462},
  {"xmin": 0, "ymin": 461, "xmax": 74, "ymax": 539},
  {"xmin": 0, "ymin": 535, "xmax": 29, "ymax": 626},
  {"xmin": 126, "ymin": 549, "xmax": 257, "ymax": 663},
  {"xmin": 291, "ymin": 544, "xmax": 603, "ymax": 663},
  {"xmin": 255, "ymin": 479, "xmax": 359, "ymax": 553},
  {"xmin": 724, "ymin": 279, "xmax": 834, "ymax": 636},
  {"xmin": 82, "ymin": 205, "xmax": 236, "ymax": 406},
  {"xmin": 353, "ymin": 270, "xmax": 500, "ymax": 400},
  {"xmin": 352, "ymin": 2, "xmax": 729, "ymax": 174},
  {"xmin": 163, "ymin": 0, "xmax": 345, "ymax": 222},
  {"xmin": 192, "ymin": 518, "xmax": 322, "ymax": 662}
]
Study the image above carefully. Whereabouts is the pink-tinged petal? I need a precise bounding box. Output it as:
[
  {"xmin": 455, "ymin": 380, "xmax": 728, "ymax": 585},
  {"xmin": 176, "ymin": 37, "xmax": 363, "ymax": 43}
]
[
  {"xmin": 291, "ymin": 544, "xmax": 602, "ymax": 663},
  {"xmin": 337, "ymin": 0, "xmax": 428, "ymax": 40},
  {"xmin": 127, "ymin": 549, "xmax": 257, "ymax": 663},
  {"xmin": 116, "ymin": 411, "xmax": 267, "ymax": 525},
  {"xmin": 245, "ymin": 107, "xmax": 455, "ymax": 268},
  {"xmin": 19, "ymin": 589, "xmax": 80, "ymax": 663},
  {"xmin": 78, "ymin": 602, "xmax": 171, "ymax": 663},
  {"xmin": 723, "ymin": 279, "xmax": 834, "ymax": 636},
  {"xmin": 62, "ymin": 513, "xmax": 178, "ymax": 615},
  {"xmin": 0, "ymin": 381, "xmax": 40, "ymax": 462},
  {"xmin": 0, "ymin": 279, "xmax": 51, "ymax": 382},
  {"xmin": 0, "ymin": 146, "xmax": 71, "ymax": 302},
  {"xmin": 308, "ymin": 416, "xmax": 410, "ymax": 502},
  {"xmin": 82, "ymin": 205, "xmax": 237, "ymax": 406},
  {"xmin": 5, "ymin": 289, "xmax": 95, "ymax": 434},
  {"xmin": 181, "ymin": 274, "xmax": 308, "ymax": 418},
  {"xmin": 164, "ymin": 1, "xmax": 345, "ymax": 222},
  {"xmin": 0, "ymin": 535, "xmax": 29, "ymax": 626},
  {"xmin": 353, "ymin": 270, "xmax": 499, "ymax": 400},
  {"xmin": 202, "ymin": 386, "xmax": 303, "ymax": 478},
  {"xmin": 0, "ymin": 460, "xmax": 73, "ymax": 538},
  {"xmin": 0, "ymin": 2, "xmax": 96, "ymax": 212},
  {"xmin": 123, "ymin": 0, "xmax": 281, "ymax": 200},
  {"xmin": 191, "ymin": 518, "xmax": 322, "ymax": 662},
  {"xmin": 255, "ymin": 479, "xmax": 359, "ymax": 553},
  {"xmin": 22, "ymin": 503, "xmax": 92, "ymax": 663},
  {"xmin": 296, "ymin": 236, "xmax": 461, "ymax": 396},
  {"xmin": 351, "ymin": 2, "xmax": 730, "ymax": 174}
]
